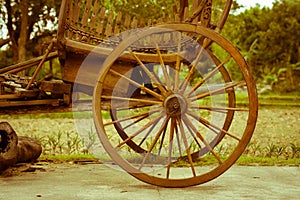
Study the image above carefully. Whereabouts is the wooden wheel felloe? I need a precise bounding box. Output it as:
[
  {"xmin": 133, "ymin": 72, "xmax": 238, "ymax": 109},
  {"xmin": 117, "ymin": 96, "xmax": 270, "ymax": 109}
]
[{"xmin": 93, "ymin": 24, "xmax": 258, "ymax": 188}]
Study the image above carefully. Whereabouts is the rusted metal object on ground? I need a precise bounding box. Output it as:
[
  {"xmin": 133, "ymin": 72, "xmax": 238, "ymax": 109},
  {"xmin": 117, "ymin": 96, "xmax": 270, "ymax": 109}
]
[
  {"xmin": 0, "ymin": 122, "xmax": 42, "ymax": 172},
  {"xmin": 0, "ymin": 0, "xmax": 258, "ymax": 187}
]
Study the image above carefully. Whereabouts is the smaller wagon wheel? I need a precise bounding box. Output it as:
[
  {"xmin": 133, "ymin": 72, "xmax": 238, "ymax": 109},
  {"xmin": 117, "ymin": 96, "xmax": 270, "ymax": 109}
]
[{"xmin": 93, "ymin": 24, "xmax": 258, "ymax": 187}]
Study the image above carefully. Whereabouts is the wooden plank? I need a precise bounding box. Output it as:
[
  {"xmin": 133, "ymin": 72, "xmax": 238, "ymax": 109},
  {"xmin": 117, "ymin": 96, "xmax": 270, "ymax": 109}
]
[
  {"xmin": 73, "ymin": 0, "xmax": 81, "ymax": 26},
  {"xmin": 0, "ymin": 52, "xmax": 58, "ymax": 74},
  {"xmin": 172, "ymin": 5, "xmax": 178, "ymax": 21},
  {"xmin": 0, "ymin": 99, "xmax": 61, "ymax": 107},
  {"xmin": 96, "ymin": 7, "xmax": 106, "ymax": 36},
  {"xmin": 164, "ymin": 11, "xmax": 170, "ymax": 23},
  {"xmin": 124, "ymin": 15, "xmax": 131, "ymax": 30},
  {"xmin": 147, "ymin": 19, "xmax": 152, "ymax": 26},
  {"xmin": 81, "ymin": 0, "xmax": 93, "ymax": 28},
  {"xmin": 192, "ymin": 0, "xmax": 200, "ymax": 23},
  {"xmin": 139, "ymin": 18, "xmax": 146, "ymax": 28},
  {"xmin": 0, "ymin": 94, "xmax": 19, "ymax": 100},
  {"xmin": 89, "ymin": 0, "xmax": 101, "ymax": 31},
  {"xmin": 68, "ymin": 0, "xmax": 74, "ymax": 38},
  {"xmin": 114, "ymin": 11, "xmax": 123, "ymax": 35},
  {"xmin": 174, "ymin": 13, "xmax": 181, "ymax": 22},
  {"xmin": 131, "ymin": 17, "xmax": 138, "ymax": 29},
  {"xmin": 104, "ymin": 11, "xmax": 114, "ymax": 38},
  {"xmin": 184, "ymin": 6, "xmax": 189, "ymax": 21}
]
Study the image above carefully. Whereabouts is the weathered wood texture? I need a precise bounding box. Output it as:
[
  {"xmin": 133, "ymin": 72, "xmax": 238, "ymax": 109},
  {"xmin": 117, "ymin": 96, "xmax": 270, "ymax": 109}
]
[
  {"xmin": 0, "ymin": 122, "xmax": 42, "ymax": 172},
  {"xmin": 56, "ymin": 0, "xmax": 232, "ymax": 93},
  {"xmin": 60, "ymin": 0, "xmax": 213, "ymax": 45}
]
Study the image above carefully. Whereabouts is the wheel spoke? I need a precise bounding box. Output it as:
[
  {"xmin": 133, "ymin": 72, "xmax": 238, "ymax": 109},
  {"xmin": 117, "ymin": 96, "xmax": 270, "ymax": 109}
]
[
  {"xmin": 186, "ymin": 56, "xmax": 232, "ymax": 97},
  {"xmin": 109, "ymin": 69, "xmax": 164, "ymax": 100},
  {"xmin": 155, "ymin": 44, "xmax": 172, "ymax": 90},
  {"xmin": 102, "ymin": 95, "xmax": 162, "ymax": 105},
  {"xmin": 166, "ymin": 118, "xmax": 176, "ymax": 179},
  {"xmin": 104, "ymin": 107, "xmax": 162, "ymax": 127},
  {"xmin": 177, "ymin": 117, "xmax": 196, "ymax": 177},
  {"xmin": 187, "ymin": 110, "xmax": 241, "ymax": 142},
  {"xmin": 129, "ymin": 50, "xmax": 168, "ymax": 96},
  {"xmin": 189, "ymin": 105, "xmax": 249, "ymax": 113},
  {"xmin": 190, "ymin": 80, "xmax": 246, "ymax": 101},
  {"xmin": 138, "ymin": 120, "xmax": 159, "ymax": 147},
  {"xmin": 185, "ymin": 122, "xmax": 202, "ymax": 150},
  {"xmin": 174, "ymin": 32, "xmax": 182, "ymax": 92},
  {"xmin": 158, "ymin": 124, "xmax": 168, "ymax": 156},
  {"xmin": 116, "ymin": 112, "xmax": 165, "ymax": 148},
  {"xmin": 174, "ymin": 122, "xmax": 182, "ymax": 157},
  {"xmin": 182, "ymin": 115, "xmax": 223, "ymax": 165},
  {"xmin": 138, "ymin": 116, "xmax": 171, "ymax": 170},
  {"xmin": 179, "ymin": 39, "xmax": 208, "ymax": 92}
]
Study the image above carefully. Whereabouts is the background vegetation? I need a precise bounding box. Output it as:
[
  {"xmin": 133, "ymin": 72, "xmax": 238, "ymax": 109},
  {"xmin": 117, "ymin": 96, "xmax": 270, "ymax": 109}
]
[{"xmin": 0, "ymin": 0, "xmax": 299, "ymax": 94}]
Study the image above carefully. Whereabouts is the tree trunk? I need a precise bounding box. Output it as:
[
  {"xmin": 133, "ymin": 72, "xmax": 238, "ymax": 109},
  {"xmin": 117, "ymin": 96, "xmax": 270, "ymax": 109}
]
[
  {"xmin": 5, "ymin": 0, "xmax": 19, "ymax": 64},
  {"xmin": 0, "ymin": 122, "xmax": 42, "ymax": 172},
  {"xmin": 17, "ymin": 0, "xmax": 29, "ymax": 76},
  {"xmin": 0, "ymin": 122, "xmax": 18, "ymax": 171}
]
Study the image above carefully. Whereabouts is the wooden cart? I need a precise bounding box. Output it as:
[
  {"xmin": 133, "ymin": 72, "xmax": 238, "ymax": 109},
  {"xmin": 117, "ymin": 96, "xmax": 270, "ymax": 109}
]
[{"xmin": 1, "ymin": 0, "xmax": 258, "ymax": 187}]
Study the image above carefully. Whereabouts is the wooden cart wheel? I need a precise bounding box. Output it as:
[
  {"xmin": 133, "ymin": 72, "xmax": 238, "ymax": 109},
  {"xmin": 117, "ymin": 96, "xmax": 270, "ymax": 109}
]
[
  {"xmin": 109, "ymin": 48, "xmax": 236, "ymax": 155},
  {"xmin": 93, "ymin": 23, "xmax": 258, "ymax": 187}
]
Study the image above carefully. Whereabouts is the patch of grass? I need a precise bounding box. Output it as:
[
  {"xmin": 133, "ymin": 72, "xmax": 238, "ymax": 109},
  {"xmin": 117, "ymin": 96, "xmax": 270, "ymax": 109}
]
[
  {"xmin": 1, "ymin": 111, "xmax": 110, "ymax": 120},
  {"xmin": 1, "ymin": 112, "xmax": 81, "ymax": 119},
  {"xmin": 39, "ymin": 154, "xmax": 98, "ymax": 163},
  {"xmin": 236, "ymin": 156, "xmax": 300, "ymax": 166}
]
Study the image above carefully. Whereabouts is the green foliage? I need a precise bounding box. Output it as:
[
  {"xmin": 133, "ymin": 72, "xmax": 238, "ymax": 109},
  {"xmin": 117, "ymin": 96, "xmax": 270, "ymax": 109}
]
[
  {"xmin": 224, "ymin": 0, "xmax": 300, "ymax": 93},
  {"xmin": 0, "ymin": 0, "xmax": 61, "ymax": 66},
  {"xmin": 103, "ymin": 0, "xmax": 177, "ymax": 20}
]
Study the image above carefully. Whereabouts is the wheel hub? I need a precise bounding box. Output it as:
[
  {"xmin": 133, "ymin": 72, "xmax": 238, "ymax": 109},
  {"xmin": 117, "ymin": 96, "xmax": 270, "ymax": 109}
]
[{"xmin": 164, "ymin": 94, "xmax": 187, "ymax": 117}]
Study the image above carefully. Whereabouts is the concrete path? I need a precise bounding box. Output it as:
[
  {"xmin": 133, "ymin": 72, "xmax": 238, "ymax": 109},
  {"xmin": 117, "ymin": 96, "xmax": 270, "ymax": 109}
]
[{"xmin": 0, "ymin": 164, "xmax": 299, "ymax": 200}]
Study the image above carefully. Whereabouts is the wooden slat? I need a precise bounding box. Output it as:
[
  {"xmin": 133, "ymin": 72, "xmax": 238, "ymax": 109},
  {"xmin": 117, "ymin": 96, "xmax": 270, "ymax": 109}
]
[
  {"xmin": 104, "ymin": 11, "xmax": 114, "ymax": 38},
  {"xmin": 96, "ymin": 7, "xmax": 106, "ymax": 36},
  {"xmin": 192, "ymin": 0, "xmax": 200, "ymax": 23},
  {"xmin": 0, "ymin": 52, "xmax": 58, "ymax": 74},
  {"xmin": 81, "ymin": 0, "xmax": 93, "ymax": 28},
  {"xmin": 157, "ymin": 17, "xmax": 163, "ymax": 24},
  {"xmin": 114, "ymin": 11, "xmax": 123, "ymax": 35},
  {"xmin": 0, "ymin": 94, "xmax": 19, "ymax": 100},
  {"xmin": 68, "ymin": 0, "xmax": 74, "ymax": 38},
  {"xmin": 124, "ymin": 15, "xmax": 131, "ymax": 30},
  {"xmin": 147, "ymin": 19, "xmax": 152, "ymax": 26},
  {"xmin": 172, "ymin": 5, "xmax": 178, "ymax": 21},
  {"xmin": 174, "ymin": 13, "xmax": 181, "ymax": 22},
  {"xmin": 0, "ymin": 99, "xmax": 61, "ymax": 107},
  {"xmin": 73, "ymin": 0, "xmax": 81, "ymax": 26},
  {"xmin": 184, "ymin": 7, "xmax": 189, "ymax": 21},
  {"xmin": 139, "ymin": 18, "xmax": 146, "ymax": 28},
  {"xmin": 89, "ymin": 0, "xmax": 101, "ymax": 31},
  {"xmin": 164, "ymin": 11, "xmax": 170, "ymax": 23},
  {"xmin": 120, "ymin": 15, "xmax": 131, "ymax": 41},
  {"xmin": 131, "ymin": 17, "xmax": 138, "ymax": 29}
]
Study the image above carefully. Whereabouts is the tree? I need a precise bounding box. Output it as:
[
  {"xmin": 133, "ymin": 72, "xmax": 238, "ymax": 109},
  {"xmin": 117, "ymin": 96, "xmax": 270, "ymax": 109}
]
[
  {"xmin": 223, "ymin": 0, "xmax": 300, "ymax": 92},
  {"xmin": 0, "ymin": 0, "xmax": 61, "ymax": 66}
]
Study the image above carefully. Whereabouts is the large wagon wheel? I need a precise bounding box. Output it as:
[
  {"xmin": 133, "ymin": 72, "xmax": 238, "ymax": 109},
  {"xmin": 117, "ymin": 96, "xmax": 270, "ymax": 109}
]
[
  {"xmin": 93, "ymin": 24, "xmax": 258, "ymax": 187},
  {"xmin": 109, "ymin": 48, "xmax": 236, "ymax": 155}
]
